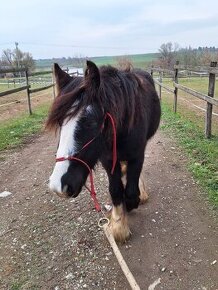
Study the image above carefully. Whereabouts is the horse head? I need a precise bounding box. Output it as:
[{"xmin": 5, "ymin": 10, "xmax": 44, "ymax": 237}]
[{"xmin": 47, "ymin": 61, "xmax": 105, "ymax": 198}]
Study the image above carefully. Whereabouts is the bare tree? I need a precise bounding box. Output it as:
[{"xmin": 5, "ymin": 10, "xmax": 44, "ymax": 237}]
[
  {"xmin": 1, "ymin": 49, "xmax": 13, "ymax": 66},
  {"xmin": 72, "ymin": 54, "xmax": 86, "ymax": 67},
  {"xmin": 154, "ymin": 43, "xmax": 218, "ymax": 68},
  {"xmin": 199, "ymin": 50, "xmax": 218, "ymax": 66},
  {"xmin": 157, "ymin": 42, "xmax": 179, "ymax": 69},
  {"xmin": 0, "ymin": 48, "xmax": 35, "ymax": 71}
]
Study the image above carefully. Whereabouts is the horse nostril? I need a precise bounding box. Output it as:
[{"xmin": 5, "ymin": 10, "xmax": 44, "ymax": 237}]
[
  {"xmin": 62, "ymin": 183, "xmax": 76, "ymax": 197},
  {"xmin": 62, "ymin": 184, "xmax": 68, "ymax": 193}
]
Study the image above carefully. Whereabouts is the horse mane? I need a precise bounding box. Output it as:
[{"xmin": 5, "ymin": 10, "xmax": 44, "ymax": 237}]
[
  {"xmin": 99, "ymin": 65, "xmax": 154, "ymax": 129},
  {"xmin": 46, "ymin": 65, "xmax": 154, "ymax": 131}
]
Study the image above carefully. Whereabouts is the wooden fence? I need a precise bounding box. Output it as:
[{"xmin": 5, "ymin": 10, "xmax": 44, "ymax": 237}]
[
  {"xmin": 0, "ymin": 66, "xmax": 83, "ymax": 115},
  {"xmin": 150, "ymin": 61, "xmax": 218, "ymax": 138}
]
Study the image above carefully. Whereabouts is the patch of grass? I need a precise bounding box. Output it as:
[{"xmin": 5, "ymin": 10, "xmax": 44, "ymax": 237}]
[
  {"xmin": 0, "ymin": 83, "xmax": 19, "ymax": 93},
  {"xmin": 0, "ymin": 103, "xmax": 50, "ymax": 151},
  {"xmin": 10, "ymin": 281, "xmax": 23, "ymax": 290},
  {"xmin": 10, "ymin": 280, "xmax": 39, "ymax": 290},
  {"xmin": 161, "ymin": 100, "xmax": 218, "ymax": 207}
]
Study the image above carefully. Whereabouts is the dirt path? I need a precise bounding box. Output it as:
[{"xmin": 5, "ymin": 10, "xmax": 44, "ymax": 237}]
[
  {"xmin": 120, "ymin": 132, "xmax": 218, "ymax": 290},
  {"xmin": 0, "ymin": 130, "xmax": 217, "ymax": 290}
]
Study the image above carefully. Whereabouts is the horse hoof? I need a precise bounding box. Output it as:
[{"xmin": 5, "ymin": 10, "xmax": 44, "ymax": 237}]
[
  {"xmin": 109, "ymin": 218, "xmax": 131, "ymax": 243},
  {"xmin": 109, "ymin": 205, "xmax": 131, "ymax": 243},
  {"xmin": 139, "ymin": 190, "xmax": 149, "ymax": 204}
]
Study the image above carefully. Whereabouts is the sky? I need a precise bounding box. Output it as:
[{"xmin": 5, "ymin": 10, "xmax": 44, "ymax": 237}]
[{"xmin": 0, "ymin": 0, "xmax": 218, "ymax": 59}]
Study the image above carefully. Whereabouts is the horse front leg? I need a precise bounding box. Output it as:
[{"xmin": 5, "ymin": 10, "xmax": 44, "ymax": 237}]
[
  {"xmin": 125, "ymin": 157, "xmax": 144, "ymax": 212},
  {"xmin": 101, "ymin": 160, "xmax": 130, "ymax": 243}
]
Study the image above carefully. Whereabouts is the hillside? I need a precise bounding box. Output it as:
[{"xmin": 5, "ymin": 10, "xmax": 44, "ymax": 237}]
[{"xmin": 35, "ymin": 53, "xmax": 159, "ymax": 70}]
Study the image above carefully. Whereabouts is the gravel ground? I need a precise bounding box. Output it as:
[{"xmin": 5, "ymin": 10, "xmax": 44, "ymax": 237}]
[{"xmin": 0, "ymin": 129, "xmax": 217, "ymax": 290}]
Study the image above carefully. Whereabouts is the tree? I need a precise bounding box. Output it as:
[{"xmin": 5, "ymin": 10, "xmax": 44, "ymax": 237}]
[
  {"xmin": 199, "ymin": 50, "xmax": 218, "ymax": 66},
  {"xmin": 177, "ymin": 46, "xmax": 198, "ymax": 68},
  {"xmin": 0, "ymin": 47, "xmax": 35, "ymax": 72},
  {"xmin": 116, "ymin": 56, "xmax": 132, "ymax": 70},
  {"xmin": 157, "ymin": 42, "xmax": 179, "ymax": 69},
  {"xmin": 156, "ymin": 43, "xmax": 218, "ymax": 68}
]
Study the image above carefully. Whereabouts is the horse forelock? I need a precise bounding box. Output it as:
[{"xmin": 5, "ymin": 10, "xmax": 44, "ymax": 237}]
[{"xmin": 46, "ymin": 78, "xmax": 86, "ymax": 131}]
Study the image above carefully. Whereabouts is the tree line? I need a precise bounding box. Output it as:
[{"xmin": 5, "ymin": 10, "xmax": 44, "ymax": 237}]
[
  {"xmin": 1, "ymin": 42, "xmax": 217, "ymax": 74},
  {"xmin": 154, "ymin": 42, "xmax": 218, "ymax": 69}
]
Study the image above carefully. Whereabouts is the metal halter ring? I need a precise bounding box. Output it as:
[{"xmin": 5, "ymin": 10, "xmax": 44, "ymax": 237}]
[{"xmin": 98, "ymin": 217, "xmax": 110, "ymax": 228}]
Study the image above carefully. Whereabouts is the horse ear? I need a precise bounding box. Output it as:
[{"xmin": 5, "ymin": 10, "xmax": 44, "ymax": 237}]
[
  {"xmin": 84, "ymin": 61, "xmax": 100, "ymax": 90},
  {"xmin": 53, "ymin": 63, "xmax": 72, "ymax": 95}
]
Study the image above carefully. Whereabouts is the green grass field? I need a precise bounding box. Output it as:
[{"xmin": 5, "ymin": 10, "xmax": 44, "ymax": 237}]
[
  {"xmin": 0, "ymin": 75, "xmax": 53, "ymax": 93},
  {"xmin": 35, "ymin": 53, "xmax": 159, "ymax": 70},
  {"xmin": 91, "ymin": 53, "xmax": 159, "ymax": 68},
  {"xmin": 158, "ymin": 76, "xmax": 218, "ymax": 136},
  {"xmin": 162, "ymin": 76, "xmax": 218, "ymax": 97}
]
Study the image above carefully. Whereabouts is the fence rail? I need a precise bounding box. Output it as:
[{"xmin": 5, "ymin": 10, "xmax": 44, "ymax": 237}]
[
  {"xmin": 154, "ymin": 79, "xmax": 174, "ymax": 94},
  {"xmin": 150, "ymin": 61, "xmax": 217, "ymax": 138},
  {"xmin": 29, "ymin": 84, "xmax": 54, "ymax": 94},
  {"xmin": 173, "ymin": 82, "xmax": 218, "ymax": 106},
  {"xmin": 0, "ymin": 67, "xmax": 26, "ymax": 74},
  {"xmin": 29, "ymin": 70, "xmax": 52, "ymax": 76},
  {"xmin": 0, "ymin": 66, "xmax": 82, "ymax": 115},
  {"xmin": 0, "ymin": 85, "xmax": 29, "ymax": 98}
]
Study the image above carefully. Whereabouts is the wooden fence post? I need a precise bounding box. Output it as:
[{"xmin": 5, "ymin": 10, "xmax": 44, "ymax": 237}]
[
  {"xmin": 174, "ymin": 61, "xmax": 179, "ymax": 113},
  {"xmin": 25, "ymin": 70, "xmax": 32, "ymax": 115},
  {"xmin": 159, "ymin": 70, "xmax": 162, "ymax": 99},
  {"xmin": 205, "ymin": 61, "xmax": 217, "ymax": 138}
]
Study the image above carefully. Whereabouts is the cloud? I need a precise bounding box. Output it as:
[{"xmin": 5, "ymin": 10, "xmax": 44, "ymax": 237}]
[{"xmin": 0, "ymin": 0, "xmax": 218, "ymax": 58}]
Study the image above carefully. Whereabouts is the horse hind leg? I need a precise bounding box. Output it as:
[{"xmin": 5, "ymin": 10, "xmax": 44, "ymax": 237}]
[
  {"xmin": 109, "ymin": 204, "xmax": 131, "ymax": 243},
  {"xmin": 121, "ymin": 161, "xmax": 148, "ymax": 204},
  {"xmin": 139, "ymin": 172, "xmax": 149, "ymax": 204}
]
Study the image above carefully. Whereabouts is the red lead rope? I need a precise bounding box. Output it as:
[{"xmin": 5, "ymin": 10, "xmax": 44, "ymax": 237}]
[
  {"xmin": 56, "ymin": 156, "xmax": 101, "ymax": 211},
  {"xmin": 56, "ymin": 112, "xmax": 117, "ymax": 212}
]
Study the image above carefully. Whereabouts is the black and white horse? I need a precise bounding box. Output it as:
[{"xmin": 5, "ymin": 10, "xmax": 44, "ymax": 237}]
[{"xmin": 47, "ymin": 61, "xmax": 161, "ymax": 242}]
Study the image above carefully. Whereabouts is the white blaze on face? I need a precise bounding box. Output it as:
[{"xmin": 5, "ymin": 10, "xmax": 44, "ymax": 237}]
[{"xmin": 49, "ymin": 114, "xmax": 80, "ymax": 194}]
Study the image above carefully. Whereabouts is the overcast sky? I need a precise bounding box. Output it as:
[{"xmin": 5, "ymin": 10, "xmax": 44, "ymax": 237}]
[{"xmin": 0, "ymin": 0, "xmax": 218, "ymax": 59}]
